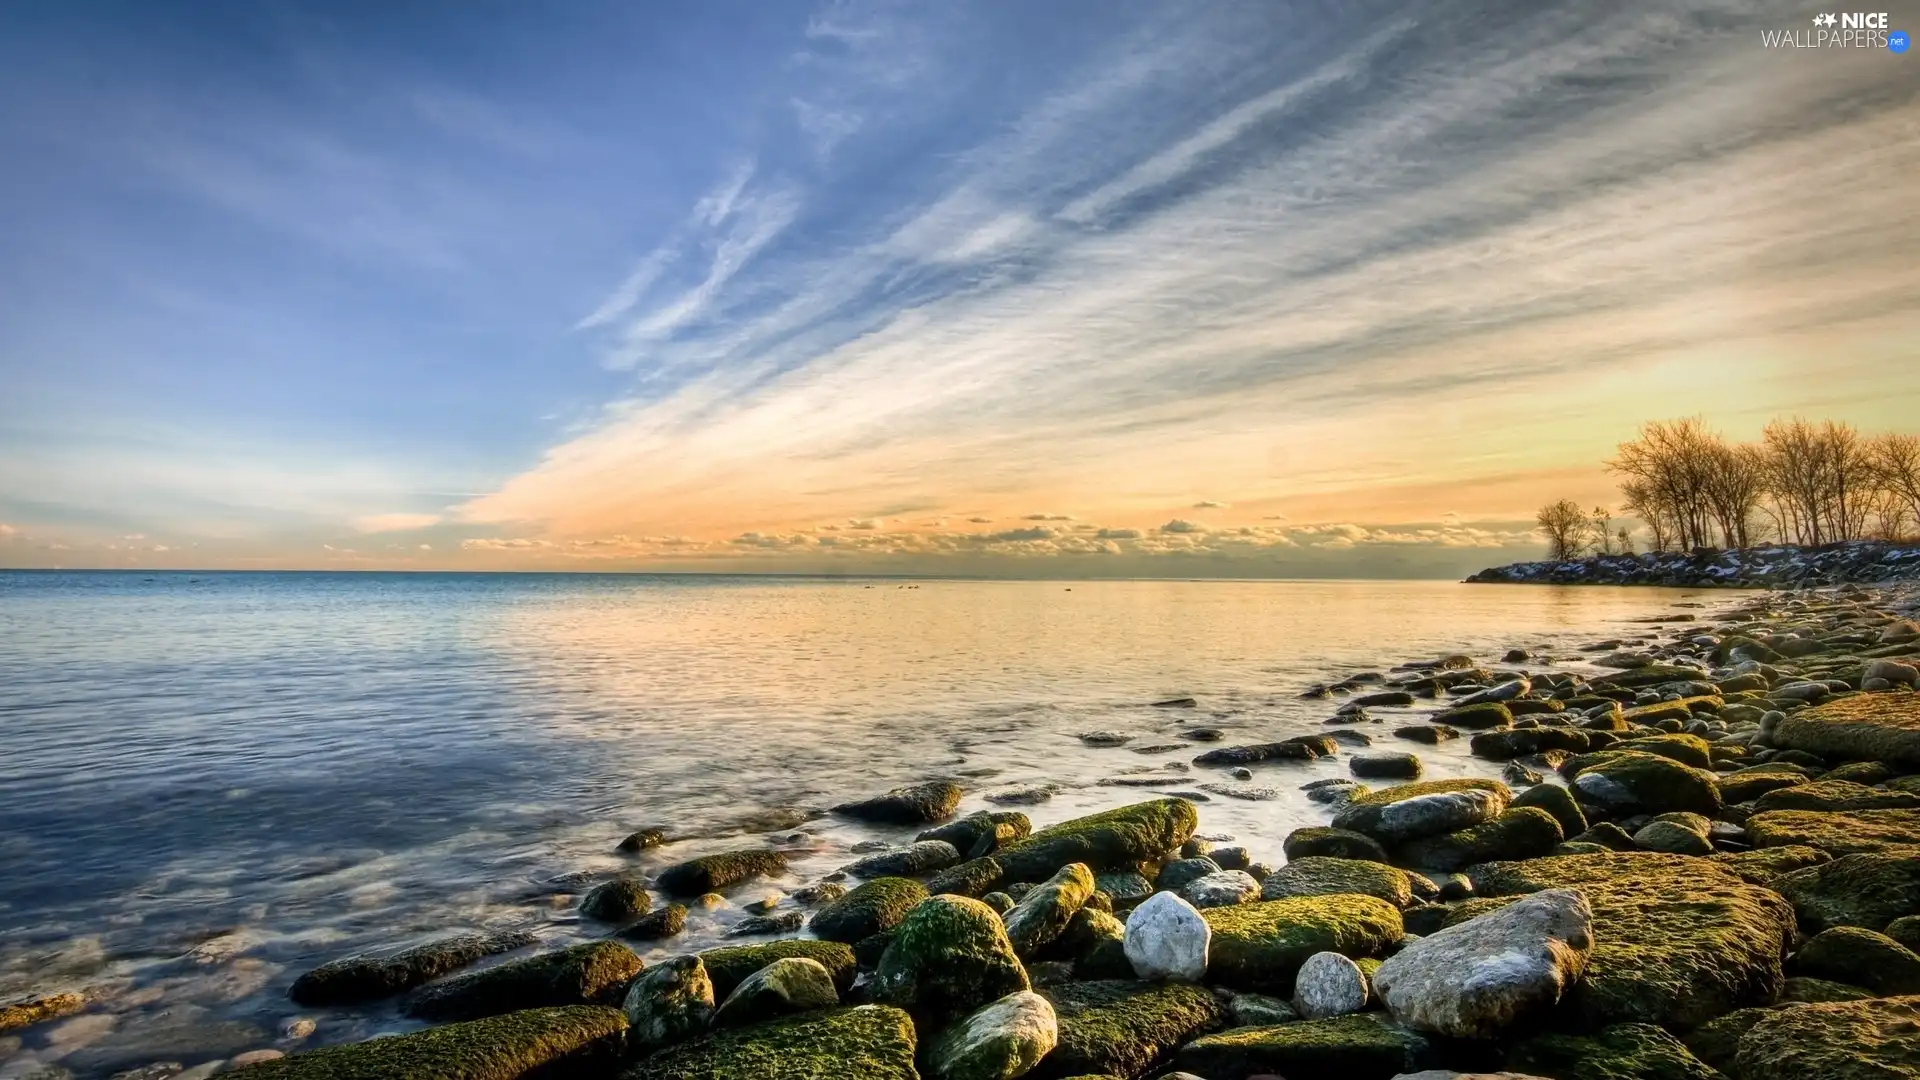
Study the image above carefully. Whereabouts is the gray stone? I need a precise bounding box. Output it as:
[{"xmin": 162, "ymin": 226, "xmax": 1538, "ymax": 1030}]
[
  {"xmin": 711, "ymin": 956, "xmax": 839, "ymax": 1027},
  {"xmin": 621, "ymin": 954, "xmax": 715, "ymax": 1052},
  {"xmin": 926, "ymin": 990, "xmax": 1059, "ymax": 1080},
  {"xmin": 1123, "ymin": 890, "xmax": 1210, "ymax": 982},
  {"xmin": 1372, "ymin": 888, "xmax": 1594, "ymax": 1038},
  {"xmin": 1292, "ymin": 951, "xmax": 1370, "ymax": 1020}
]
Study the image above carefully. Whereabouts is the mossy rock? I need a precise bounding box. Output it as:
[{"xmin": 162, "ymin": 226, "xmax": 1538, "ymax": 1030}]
[
  {"xmin": 1283, "ymin": 826, "xmax": 1389, "ymax": 863},
  {"xmin": 1513, "ymin": 783, "xmax": 1588, "ymax": 837},
  {"xmin": 1792, "ymin": 926, "xmax": 1920, "ymax": 994},
  {"xmin": 1170, "ymin": 1013, "xmax": 1435, "ymax": 1080},
  {"xmin": 1771, "ymin": 850, "xmax": 1920, "ymax": 932},
  {"xmin": 870, "ymin": 895, "xmax": 1029, "ymax": 1028},
  {"xmin": 1395, "ymin": 724, "xmax": 1460, "ymax": 744},
  {"xmin": 1746, "ymin": 808, "xmax": 1920, "ymax": 854},
  {"xmin": 807, "ymin": 878, "xmax": 927, "ymax": 944},
  {"xmin": 833, "ymin": 781, "xmax": 965, "ymax": 824},
  {"xmin": 625, "ymin": 1004, "xmax": 918, "ymax": 1080},
  {"xmin": 1438, "ymin": 895, "xmax": 1521, "ymax": 928},
  {"xmin": 1028, "ymin": 980, "xmax": 1225, "ymax": 1080},
  {"xmin": 1092, "ymin": 872, "xmax": 1154, "ymax": 910},
  {"xmin": 1036, "ymin": 906, "xmax": 1126, "ymax": 966},
  {"xmin": 1890, "ymin": 915, "xmax": 1920, "ymax": 953},
  {"xmin": 1394, "ymin": 806, "xmax": 1564, "ymax": 873},
  {"xmin": 1333, "ymin": 781, "xmax": 1512, "ymax": 844},
  {"xmin": 1773, "ymin": 693, "xmax": 1920, "ymax": 767},
  {"xmin": 1821, "ymin": 761, "xmax": 1898, "ymax": 785},
  {"xmin": 581, "ymin": 877, "xmax": 653, "ymax": 922},
  {"xmin": 1718, "ymin": 766, "xmax": 1812, "ymax": 805},
  {"xmin": 1621, "ymin": 700, "xmax": 1723, "ymax": 731},
  {"xmin": 619, "ymin": 905, "xmax": 689, "ymax": 942},
  {"xmin": 1592, "ymin": 665, "xmax": 1713, "ymax": 689},
  {"xmin": 1753, "ymin": 779, "xmax": 1920, "ymax": 813},
  {"xmin": 1780, "ymin": 975, "xmax": 1875, "ymax": 1002},
  {"xmin": 1432, "ymin": 702, "xmax": 1513, "ymax": 730},
  {"xmin": 1470, "ymin": 727, "xmax": 1593, "ymax": 761},
  {"xmin": 234, "ymin": 1005, "xmax": 626, "ymax": 1080},
  {"xmin": 697, "ymin": 941, "xmax": 856, "ymax": 1002},
  {"xmin": 919, "ymin": 810, "xmax": 1033, "ymax": 853},
  {"xmin": 0, "ymin": 992, "xmax": 85, "ymax": 1035},
  {"xmin": 1343, "ymin": 777, "xmax": 1512, "ymax": 807},
  {"xmin": 656, "ymin": 850, "xmax": 789, "ymax": 897},
  {"xmin": 1735, "ymin": 994, "xmax": 1920, "ymax": 1080},
  {"xmin": 405, "ymin": 941, "xmax": 643, "ymax": 1022},
  {"xmin": 926, "ymin": 856, "xmax": 1006, "ymax": 899},
  {"xmin": 1611, "ymin": 731, "xmax": 1714, "ymax": 768},
  {"xmin": 1468, "ymin": 852, "xmax": 1794, "ymax": 1029},
  {"xmin": 1706, "ymin": 844, "xmax": 1831, "ymax": 885},
  {"xmin": 1679, "ymin": 1006, "xmax": 1773, "ymax": 1074},
  {"xmin": 993, "ymin": 799, "xmax": 1198, "ymax": 883},
  {"xmin": 1003, "ymin": 863, "xmax": 1096, "ymax": 958},
  {"xmin": 288, "ymin": 931, "xmax": 538, "ymax": 1006},
  {"xmin": 1508, "ymin": 1022, "xmax": 1718, "ymax": 1080},
  {"xmin": 1202, "ymin": 894, "xmax": 1404, "ymax": 994},
  {"xmin": 1259, "ymin": 856, "xmax": 1414, "ymax": 907},
  {"xmin": 1568, "ymin": 751, "xmax": 1721, "ymax": 817}
]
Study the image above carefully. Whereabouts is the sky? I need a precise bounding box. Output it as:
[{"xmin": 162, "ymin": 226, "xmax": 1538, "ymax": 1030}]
[{"xmin": 1, "ymin": 0, "xmax": 1917, "ymax": 578}]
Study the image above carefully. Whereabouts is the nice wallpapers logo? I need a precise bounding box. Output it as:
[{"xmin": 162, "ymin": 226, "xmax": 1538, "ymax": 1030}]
[{"xmin": 1762, "ymin": 12, "xmax": 1909, "ymax": 49}]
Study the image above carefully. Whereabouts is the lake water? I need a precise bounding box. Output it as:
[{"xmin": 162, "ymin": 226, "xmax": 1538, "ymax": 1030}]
[{"xmin": 0, "ymin": 571, "xmax": 1720, "ymax": 1076}]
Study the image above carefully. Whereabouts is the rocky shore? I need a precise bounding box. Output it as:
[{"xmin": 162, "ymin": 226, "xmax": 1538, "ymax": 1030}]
[
  {"xmin": 1466, "ymin": 541, "xmax": 1920, "ymax": 589},
  {"xmin": 8, "ymin": 585, "xmax": 1920, "ymax": 1080}
]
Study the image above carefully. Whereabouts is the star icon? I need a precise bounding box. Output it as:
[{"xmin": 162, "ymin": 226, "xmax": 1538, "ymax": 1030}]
[
  {"xmin": 1813, "ymin": 13, "xmax": 1827, "ymax": 24},
  {"xmin": 1825, "ymin": 13, "xmax": 1840, "ymax": 25}
]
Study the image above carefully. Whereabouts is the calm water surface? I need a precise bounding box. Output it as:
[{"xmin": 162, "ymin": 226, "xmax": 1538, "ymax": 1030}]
[{"xmin": 0, "ymin": 572, "xmax": 1725, "ymax": 1076}]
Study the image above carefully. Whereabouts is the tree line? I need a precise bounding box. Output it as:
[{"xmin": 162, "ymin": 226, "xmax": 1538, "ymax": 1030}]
[{"xmin": 1536, "ymin": 418, "xmax": 1920, "ymax": 559}]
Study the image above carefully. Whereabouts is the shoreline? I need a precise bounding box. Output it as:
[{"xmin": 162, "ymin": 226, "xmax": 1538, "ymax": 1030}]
[
  {"xmin": 1466, "ymin": 540, "xmax": 1920, "ymax": 589},
  {"xmin": 5, "ymin": 583, "xmax": 1920, "ymax": 1079}
]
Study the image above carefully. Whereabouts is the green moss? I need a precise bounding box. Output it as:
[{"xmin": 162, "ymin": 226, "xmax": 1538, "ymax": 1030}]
[
  {"xmin": 1258, "ymin": 856, "xmax": 1413, "ymax": 907},
  {"xmin": 1037, "ymin": 906, "xmax": 1126, "ymax": 966},
  {"xmin": 1592, "ymin": 665, "xmax": 1714, "ymax": 689},
  {"xmin": 1680, "ymin": 1007, "xmax": 1773, "ymax": 1074},
  {"xmin": 1772, "ymin": 850, "xmax": 1920, "ymax": 933},
  {"xmin": 625, "ymin": 1004, "xmax": 918, "ymax": 1080},
  {"xmin": 992, "ymin": 799, "xmax": 1198, "ymax": 883},
  {"xmin": 581, "ymin": 877, "xmax": 653, "ymax": 922},
  {"xmin": 1889, "ymin": 915, "xmax": 1920, "ymax": 953},
  {"xmin": 1469, "ymin": 852, "xmax": 1795, "ymax": 1029},
  {"xmin": 1201, "ymin": 894, "xmax": 1403, "ymax": 995},
  {"xmin": 832, "ymin": 781, "xmax": 964, "ymax": 824},
  {"xmin": 233, "ymin": 1006, "xmax": 626, "ymax": 1080},
  {"xmin": 0, "ymin": 992, "xmax": 85, "ymax": 1034},
  {"xmin": 1004, "ymin": 863, "xmax": 1096, "ymax": 957},
  {"xmin": 1793, "ymin": 926, "xmax": 1920, "ymax": 994},
  {"xmin": 925, "ymin": 857, "xmax": 1006, "ymax": 899},
  {"xmin": 870, "ymin": 895, "xmax": 1029, "ymax": 1028},
  {"xmin": 1780, "ymin": 976, "xmax": 1875, "ymax": 1002},
  {"xmin": 1282, "ymin": 827, "xmax": 1388, "ymax": 863},
  {"xmin": 1170, "ymin": 1014, "xmax": 1434, "ymax": 1080},
  {"xmin": 1773, "ymin": 693, "xmax": 1920, "ymax": 767},
  {"xmin": 1509, "ymin": 1022, "xmax": 1719, "ymax": 1080},
  {"xmin": 1621, "ymin": 700, "xmax": 1723, "ymax": 730},
  {"xmin": 1432, "ymin": 702, "xmax": 1513, "ymax": 729},
  {"xmin": 1718, "ymin": 766, "xmax": 1813, "ymax": 805},
  {"xmin": 805, "ymin": 878, "xmax": 926, "ymax": 944},
  {"xmin": 1821, "ymin": 761, "xmax": 1897, "ymax": 785},
  {"xmin": 288, "ymin": 932, "xmax": 538, "ymax": 1006},
  {"xmin": 405, "ymin": 941, "xmax": 642, "ymax": 1023},
  {"xmin": 1735, "ymin": 995, "xmax": 1920, "ymax": 1080},
  {"xmin": 618, "ymin": 905, "xmax": 689, "ymax": 943},
  {"xmin": 1513, "ymin": 783, "xmax": 1588, "ymax": 837},
  {"xmin": 1568, "ymin": 751, "xmax": 1721, "ymax": 816},
  {"xmin": 1439, "ymin": 895, "xmax": 1521, "ymax": 928},
  {"xmin": 1747, "ymin": 808, "xmax": 1920, "ymax": 854},
  {"xmin": 1469, "ymin": 727, "xmax": 1593, "ymax": 761},
  {"xmin": 918, "ymin": 810, "xmax": 1033, "ymax": 852},
  {"xmin": 1706, "ymin": 844, "xmax": 1831, "ymax": 885},
  {"xmin": 1029, "ymin": 980, "xmax": 1225, "ymax": 1080},
  {"xmin": 1343, "ymin": 777, "xmax": 1511, "ymax": 807},
  {"xmin": 1612, "ymin": 731, "xmax": 1714, "ymax": 767},
  {"xmin": 697, "ymin": 941, "xmax": 856, "ymax": 1002},
  {"xmin": 1753, "ymin": 779, "xmax": 1920, "ymax": 813},
  {"xmin": 655, "ymin": 850, "xmax": 789, "ymax": 897},
  {"xmin": 1394, "ymin": 806, "xmax": 1564, "ymax": 872}
]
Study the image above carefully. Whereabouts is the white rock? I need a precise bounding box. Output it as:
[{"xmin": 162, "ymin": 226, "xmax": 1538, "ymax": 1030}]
[
  {"xmin": 1457, "ymin": 678, "xmax": 1530, "ymax": 706},
  {"xmin": 1372, "ymin": 887, "xmax": 1594, "ymax": 1038},
  {"xmin": 1123, "ymin": 891, "xmax": 1210, "ymax": 982},
  {"xmin": 1292, "ymin": 951, "xmax": 1369, "ymax": 1020},
  {"xmin": 1180, "ymin": 870, "xmax": 1260, "ymax": 909},
  {"xmin": 928, "ymin": 990, "xmax": 1058, "ymax": 1080}
]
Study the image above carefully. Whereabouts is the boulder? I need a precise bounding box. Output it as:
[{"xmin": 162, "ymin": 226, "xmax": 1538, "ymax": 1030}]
[
  {"xmin": 1284, "ymin": 827, "xmax": 1390, "ymax": 863},
  {"xmin": 656, "ymin": 850, "xmax": 789, "ymax": 896},
  {"xmin": 871, "ymin": 896, "xmax": 1030, "ymax": 1028},
  {"xmin": 1718, "ymin": 765, "xmax": 1814, "ymax": 804},
  {"xmin": 1511, "ymin": 784, "xmax": 1587, "ymax": 838},
  {"xmin": 1394, "ymin": 807, "xmax": 1564, "ymax": 873},
  {"xmin": 711, "ymin": 956, "xmax": 839, "ymax": 1027},
  {"xmin": 1395, "ymin": 724, "xmax": 1461, "ymax": 744},
  {"xmin": 1030, "ymin": 980, "xmax": 1225, "ymax": 1080},
  {"xmin": 1093, "ymin": 871, "xmax": 1154, "ymax": 910},
  {"xmin": 1353, "ymin": 753, "xmax": 1423, "ymax": 780},
  {"xmin": 1791, "ymin": 927, "xmax": 1920, "ymax": 995},
  {"xmin": 1260, "ymin": 857, "xmax": 1416, "ymax": 908},
  {"xmin": 1773, "ymin": 694, "xmax": 1920, "ymax": 767},
  {"xmin": 1509, "ymin": 1023, "xmax": 1718, "ymax": 1080},
  {"xmin": 992, "ymin": 800, "xmax": 1198, "ymax": 883},
  {"xmin": 923, "ymin": 993, "xmax": 1058, "ymax": 1080},
  {"xmin": 697, "ymin": 940, "xmax": 856, "ymax": 1001},
  {"xmin": 1680, "ymin": 1007, "xmax": 1772, "ymax": 1074},
  {"xmin": 844, "ymin": 840, "xmax": 963, "ymax": 878},
  {"xmin": 1433, "ymin": 702, "xmax": 1514, "ymax": 730},
  {"xmin": 632, "ymin": 1004, "xmax": 919, "ymax": 1080},
  {"xmin": 1771, "ymin": 850, "xmax": 1920, "ymax": 932},
  {"xmin": 1038, "ymin": 906, "xmax": 1127, "ymax": 966},
  {"xmin": 1292, "ymin": 951, "xmax": 1370, "ymax": 1020},
  {"xmin": 833, "ymin": 781, "xmax": 965, "ymax": 824},
  {"xmin": 1171, "ymin": 1014, "xmax": 1434, "ymax": 1080},
  {"xmin": 1004, "ymin": 863, "xmax": 1096, "ymax": 958},
  {"xmin": 1753, "ymin": 780, "xmax": 1920, "ymax": 813},
  {"xmin": 1568, "ymin": 751, "xmax": 1721, "ymax": 817},
  {"xmin": 618, "ymin": 904, "xmax": 689, "ymax": 942},
  {"xmin": 1890, "ymin": 915, "xmax": 1920, "ymax": 953},
  {"xmin": 1202, "ymin": 895, "xmax": 1404, "ymax": 995},
  {"xmin": 1470, "ymin": 728, "xmax": 1592, "ymax": 761},
  {"xmin": 1181, "ymin": 870, "xmax": 1261, "ymax": 909},
  {"xmin": 922, "ymin": 811, "xmax": 1035, "ymax": 857},
  {"xmin": 580, "ymin": 876, "xmax": 652, "ymax": 922},
  {"xmin": 928, "ymin": 857, "xmax": 1007, "ymax": 899},
  {"xmin": 405, "ymin": 941, "xmax": 642, "ymax": 1022},
  {"xmin": 1154, "ymin": 857, "xmax": 1221, "ymax": 893},
  {"xmin": 1333, "ymin": 780, "xmax": 1512, "ymax": 844},
  {"xmin": 622, "ymin": 955, "xmax": 714, "ymax": 1052},
  {"xmin": 1632, "ymin": 820, "xmax": 1714, "ymax": 856},
  {"xmin": 230, "ymin": 1006, "xmax": 626, "ymax": 1080},
  {"xmin": 1736, "ymin": 995, "xmax": 1920, "ymax": 1080},
  {"xmin": 808, "ymin": 878, "xmax": 928, "ymax": 943},
  {"xmin": 1707, "ymin": 844, "xmax": 1831, "ymax": 885},
  {"xmin": 1781, "ymin": 975, "xmax": 1875, "ymax": 1002},
  {"xmin": 288, "ymin": 931, "xmax": 538, "ymax": 1006},
  {"xmin": 1747, "ymin": 808, "xmax": 1920, "ymax": 854},
  {"xmin": 1371, "ymin": 888, "xmax": 1593, "ymax": 1038},
  {"xmin": 1123, "ymin": 891, "xmax": 1210, "ymax": 982}
]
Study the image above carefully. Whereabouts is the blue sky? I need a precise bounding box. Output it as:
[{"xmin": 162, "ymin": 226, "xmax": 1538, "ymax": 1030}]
[{"xmin": 2, "ymin": 0, "xmax": 1916, "ymax": 575}]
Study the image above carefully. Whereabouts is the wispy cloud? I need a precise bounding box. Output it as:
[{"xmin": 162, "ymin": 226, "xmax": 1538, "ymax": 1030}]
[{"xmin": 352, "ymin": 512, "xmax": 443, "ymax": 533}]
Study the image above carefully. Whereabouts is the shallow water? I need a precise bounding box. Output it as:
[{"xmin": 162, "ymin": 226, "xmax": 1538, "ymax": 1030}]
[{"xmin": 0, "ymin": 571, "xmax": 1727, "ymax": 1075}]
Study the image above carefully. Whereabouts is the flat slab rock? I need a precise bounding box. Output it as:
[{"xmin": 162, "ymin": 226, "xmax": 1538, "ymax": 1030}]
[
  {"xmin": 1735, "ymin": 994, "xmax": 1920, "ymax": 1080},
  {"xmin": 1774, "ymin": 694, "xmax": 1920, "ymax": 768}
]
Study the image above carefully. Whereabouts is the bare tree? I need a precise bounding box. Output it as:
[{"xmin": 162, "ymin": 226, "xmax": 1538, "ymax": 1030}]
[
  {"xmin": 1619, "ymin": 478, "xmax": 1672, "ymax": 553},
  {"xmin": 1701, "ymin": 441, "xmax": 1767, "ymax": 549},
  {"xmin": 1610, "ymin": 417, "xmax": 1724, "ymax": 550},
  {"xmin": 1763, "ymin": 418, "xmax": 1827, "ymax": 545},
  {"xmin": 1873, "ymin": 433, "xmax": 1920, "ymax": 541},
  {"xmin": 1537, "ymin": 499, "xmax": 1590, "ymax": 561}
]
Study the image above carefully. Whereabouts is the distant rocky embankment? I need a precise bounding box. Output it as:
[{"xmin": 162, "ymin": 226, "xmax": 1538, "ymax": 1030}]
[{"xmin": 1468, "ymin": 541, "xmax": 1920, "ymax": 589}]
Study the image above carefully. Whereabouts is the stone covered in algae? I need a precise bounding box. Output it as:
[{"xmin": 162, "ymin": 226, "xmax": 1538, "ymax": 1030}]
[
  {"xmin": 1791, "ymin": 926, "xmax": 1920, "ymax": 995},
  {"xmin": 1736, "ymin": 994, "xmax": 1920, "ymax": 1080},
  {"xmin": 1746, "ymin": 807, "xmax": 1920, "ymax": 854},
  {"xmin": 1170, "ymin": 1013, "xmax": 1433, "ymax": 1080},
  {"xmin": 624, "ymin": 1004, "xmax": 918, "ymax": 1080},
  {"xmin": 1508, "ymin": 1022, "xmax": 1719, "ymax": 1080},
  {"xmin": 232, "ymin": 1005, "xmax": 626, "ymax": 1080},
  {"xmin": 1028, "ymin": 979, "xmax": 1224, "ymax": 1080},
  {"xmin": 1706, "ymin": 844, "xmax": 1831, "ymax": 885},
  {"xmin": 655, "ymin": 850, "xmax": 789, "ymax": 896},
  {"xmin": 695, "ymin": 940, "xmax": 856, "ymax": 1002},
  {"xmin": 1772, "ymin": 849, "xmax": 1920, "ymax": 932},
  {"xmin": 288, "ymin": 931, "xmax": 538, "ymax": 1006},
  {"xmin": 1774, "ymin": 693, "xmax": 1920, "ymax": 767},
  {"xmin": 806, "ymin": 877, "xmax": 927, "ymax": 943},
  {"xmin": 1200, "ymin": 894, "xmax": 1403, "ymax": 995},
  {"xmin": 1258, "ymin": 856, "xmax": 1416, "ymax": 907},
  {"xmin": 1394, "ymin": 806, "xmax": 1564, "ymax": 873},
  {"xmin": 1567, "ymin": 751, "xmax": 1721, "ymax": 817},
  {"xmin": 869, "ymin": 895, "xmax": 1030, "ymax": 1028},
  {"xmin": 992, "ymin": 799, "xmax": 1198, "ymax": 883},
  {"xmin": 1752, "ymin": 779, "xmax": 1920, "ymax": 813},
  {"xmin": 405, "ymin": 941, "xmax": 643, "ymax": 1023}
]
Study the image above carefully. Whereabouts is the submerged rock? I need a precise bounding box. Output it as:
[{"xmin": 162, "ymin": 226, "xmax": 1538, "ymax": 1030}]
[
  {"xmin": 1372, "ymin": 888, "xmax": 1593, "ymax": 1038},
  {"xmin": 228, "ymin": 1005, "xmax": 626, "ymax": 1080},
  {"xmin": 404, "ymin": 941, "xmax": 642, "ymax": 1023},
  {"xmin": 655, "ymin": 849, "xmax": 789, "ymax": 896},
  {"xmin": 287, "ymin": 931, "xmax": 538, "ymax": 1006},
  {"xmin": 833, "ymin": 781, "xmax": 964, "ymax": 824},
  {"xmin": 0, "ymin": 991, "xmax": 86, "ymax": 1034}
]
